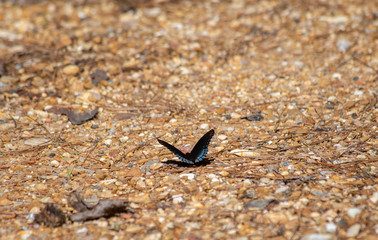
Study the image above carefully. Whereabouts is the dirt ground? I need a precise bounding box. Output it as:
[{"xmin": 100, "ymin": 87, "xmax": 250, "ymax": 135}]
[{"xmin": 0, "ymin": 0, "xmax": 377, "ymax": 239}]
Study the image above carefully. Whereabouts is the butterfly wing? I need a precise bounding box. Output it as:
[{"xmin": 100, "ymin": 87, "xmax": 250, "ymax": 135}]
[
  {"xmin": 158, "ymin": 139, "xmax": 194, "ymax": 164},
  {"xmin": 189, "ymin": 129, "xmax": 214, "ymax": 163}
]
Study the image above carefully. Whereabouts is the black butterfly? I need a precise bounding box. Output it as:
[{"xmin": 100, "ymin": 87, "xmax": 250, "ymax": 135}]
[{"xmin": 158, "ymin": 129, "xmax": 214, "ymax": 164}]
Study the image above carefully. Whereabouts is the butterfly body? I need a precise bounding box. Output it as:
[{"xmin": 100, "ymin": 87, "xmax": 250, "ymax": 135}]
[{"xmin": 158, "ymin": 129, "xmax": 214, "ymax": 164}]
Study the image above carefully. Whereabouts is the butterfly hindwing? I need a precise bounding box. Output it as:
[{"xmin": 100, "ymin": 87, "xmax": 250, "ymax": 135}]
[
  {"xmin": 157, "ymin": 139, "xmax": 194, "ymax": 164},
  {"xmin": 189, "ymin": 129, "xmax": 214, "ymax": 163},
  {"xmin": 158, "ymin": 129, "xmax": 214, "ymax": 164}
]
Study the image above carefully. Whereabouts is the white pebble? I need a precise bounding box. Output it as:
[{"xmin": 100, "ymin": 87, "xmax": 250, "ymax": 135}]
[
  {"xmin": 199, "ymin": 123, "xmax": 209, "ymax": 130},
  {"xmin": 172, "ymin": 195, "xmax": 184, "ymax": 204},
  {"xmin": 104, "ymin": 139, "xmax": 112, "ymax": 146},
  {"xmin": 325, "ymin": 222, "xmax": 337, "ymax": 233},
  {"xmin": 231, "ymin": 112, "xmax": 241, "ymax": 119},
  {"xmin": 179, "ymin": 173, "xmax": 196, "ymax": 181},
  {"xmin": 76, "ymin": 227, "xmax": 88, "ymax": 234},
  {"xmin": 275, "ymin": 186, "xmax": 289, "ymax": 194},
  {"xmin": 347, "ymin": 208, "xmax": 361, "ymax": 218},
  {"xmin": 370, "ymin": 192, "xmax": 378, "ymax": 204},
  {"xmin": 332, "ymin": 73, "xmax": 342, "ymax": 80},
  {"xmin": 119, "ymin": 136, "xmax": 129, "ymax": 143},
  {"xmin": 346, "ymin": 224, "xmax": 360, "ymax": 237},
  {"xmin": 301, "ymin": 234, "xmax": 333, "ymax": 240},
  {"xmin": 51, "ymin": 160, "xmax": 60, "ymax": 167},
  {"xmin": 199, "ymin": 109, "xmax": 207, "ymax": 114},
  {"xmin": 217, "ymin": 134, "xmax": 227, "ymax": 140}
]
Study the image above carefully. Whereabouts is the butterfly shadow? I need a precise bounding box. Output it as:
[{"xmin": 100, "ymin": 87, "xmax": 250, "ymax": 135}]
[{"xmin": 163, "ymin": 157, "xmax": 215, "ymax": 168}]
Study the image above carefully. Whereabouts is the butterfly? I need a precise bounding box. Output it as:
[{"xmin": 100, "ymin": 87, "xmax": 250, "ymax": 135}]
[{"xmin": 158, "ymin": 129, "xmax": 214, "ymax": 164}]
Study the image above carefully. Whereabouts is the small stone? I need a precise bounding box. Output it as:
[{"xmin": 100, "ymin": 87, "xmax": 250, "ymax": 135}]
[
  {"xmin": 119, "ymin": 136, "xmax": 129, "ymax": 143},
  {"xmin": 325, "ymin": 222, "xmax": 337, "ymax": 233},
  {"xmin": 51, "ymin": 160, "xmax": 60, "ymax": 167},
  {"xmin": 346, "ymin": 224, "xmax": 361, "ymax": 237},
  {"xmin": 199, "ymin": 123, "xmax": 209, "ymax": 130},
  {"xmin": 199, "ymin": 109, "xmax": 207, "ymax": 114},
  {"xmin": 40, "ymin": 197, "xmax": 51, "ymax": 203},
  {"xmin": 311, "ymin": 190, "xmax": 329, "ymax": 197},
  {"xmin": 126, "ymin": 224, "xmax": 144, "ymax": 233},
  {"xmin": 104, "ymin": 139, "xmax": 112, "ymax": 146},
  {"xmin": 231, "ymin": 112, "xmax": 241, "ymax": 119},
  {"xmin": 63, "ymin": 65, "xmax": 79, "ymax": 76},
  {"xmin": 76, "ymin": 227, "xmax": 88, "ymax": 234},
  {"xmin": 24, "ymin": 138, "xmax": 50, "ymax": 146},
  {"xmin": 230, "ymin": 149, "xmax": 260, "ymax": 157},
  {"xmin": 370, "ymin": 192, "xmax": 378, "ymax": 204},
  {"xmin": 337, "ymin": 38, "xmax": 351, "ymax": 52},
  {"xmin": 30, "ymin": 206, "xmax": 41, "ymax": 214},
  {"xmin": 179, "ymin": 173, "xmax": 196, "ymax": 181},
  {"xmin": 245, "ymin": 199, "xmax": 274, "ymax": 210},
  {"xmin": 217, "ymin": 134, "xmax": 227, "ymax": 140},
  {"xmin": 347, "ymin": 208, "xmax": 361, "ymax": 218},
  {"xmin": 18, "ymin": 230, "xmax": 33, "ymax": 240},
  {"xmin": 35, "ymin": 183, "xmax": 48, "ymax": 191},
  {"xmin": 149, "ymin": 162, "xmax": 164, "ymax": 170},
  {"xmin": 172, "ymin": 195, "xmax": 184, "ymax": 204},
  {"xmin": 301, "ymin": 234, "xmax": 333, "ymax": 240},
  {"xmin": 275, "ymin": 186, "xmax": 289, "ymax": 194},
  {"xmin": 34, "ymin": 110, "xmax": 49, "ymax": 118},
  {"xmin": 129, "ymin": 193, "xmax": 150, "ymax": 203}
]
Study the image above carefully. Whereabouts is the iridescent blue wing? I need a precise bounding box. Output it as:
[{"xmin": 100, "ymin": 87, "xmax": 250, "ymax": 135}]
[
  {"xmin": 158, "ymin": 139, "xmax": 194, "ymax": 164},
  {"xmin": 188, "ymin": 129, "xmax": 214, "ymax": 163}
]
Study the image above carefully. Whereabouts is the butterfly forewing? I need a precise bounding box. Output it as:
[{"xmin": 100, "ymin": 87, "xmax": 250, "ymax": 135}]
[
  {"xmin": 189, "ymin": 129, "xmax": 214, "ymax": 163},
  {"xmin": 157, "ymin": 139, "xmax": 194, "ymax": 164},
  {"xmin": 158, "ymin": 129, "xmax": 214, "ymax": 164}
]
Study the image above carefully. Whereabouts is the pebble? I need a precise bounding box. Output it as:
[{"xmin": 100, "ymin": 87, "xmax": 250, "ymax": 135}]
[
  {"xmin": 76, "ymin": 227, "xmax": 88, "ymax": 234},
  {"xmin": 245, "ymin": 199, "xmax": 274, "ymax": 210},
  {"xmin": 179, "ymin": 173, "xmax": 196, "ymax": 181},
  {"xmin": 275, "ymin": 186, "xmax": 289, "ymax": 194},
  {"xmin": 217, "ymin": 134, "xmax": 227, "ymax": 140},
  {"xmin": 199, "ymin": 109, "xmax": 207, "ymax": 114},
  {"xmin": 230, "ymin": 149, "xmax": 260, "ymax": 157},
  {"xmin": 63, "ymin": 65, "xmax": 79, "ymax": 75},
  {"xmin": 207, "ymin": 173, "xmax": 220, "ymax": 182},
  {"xmin": 126, "ymin": 224, "xmax": 144, "ymax": 233},
  {"xmin": 301, "ymin": 233, "xmax": 333, "ymax": 240},
  {"xmin": 145, "ymin": 232, "xmax": 162, "ymax": 240},
  {"xmin": 149, "ymin": 162, "xmax": 164, "ymax": 170},
  {"xmin": 346, "ymin": 224, "xmax": 361, "ymax": 237},
  {"xmin": 311, "ymin": 190, "xmax": 329, "ymax": 197},
  {"xmin": 199, "ymin": 123, "xmax": 209, "ymax": 130},
  {"xmin": 337, "ymin": 38, "xmax": 351, "ymax": 52},
  {"xmin": 34, "ymin": 110, "xmax": 48, "ymax": 118},
  {"xmin": 35, "ymin": 183, "xmax": 48, "ymax": 191},
  {"xmin": 29, "ymin": 206, "xmax": 41, "ymax": 214},
  {"xmin": 51, "ymin": 160, "xmax": 60, "ymax": 167},
  {"xmin": 325, "ymin": 222, "xmax": 337, "ymax": 233},
  {"xmin": 370, "ymin": 192, "xmax": 378, "ymax": 204},
  {"xmin": 24, "ymin": 138, "xmax": 50, "ymax": 146},
  {"xmin": 172, "ymin": 195, "xmax": 184, "ymax": 204},
  {"xmin": 19, "ymin": 230, "xmax": 33, "ymax": 240},
  {"xmin": 119, "ymin": 136, "xmax": 129, "ymax": 143},
  {"xmin": 347, "ymin": 208, "xmax": 361, "ymax": 218},
  {"xmin": 231, "ymin": 112, "xmax": 241, "ymax": 119},
  {"xmin": 104, "ymin": 139, "xmax": 112, "ymax": 146}
]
